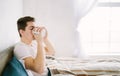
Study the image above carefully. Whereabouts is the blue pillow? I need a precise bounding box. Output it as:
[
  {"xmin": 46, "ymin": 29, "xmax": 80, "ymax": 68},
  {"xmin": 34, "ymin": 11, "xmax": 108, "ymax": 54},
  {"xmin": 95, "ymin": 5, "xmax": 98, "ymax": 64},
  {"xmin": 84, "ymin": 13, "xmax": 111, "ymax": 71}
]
[
  {"xmin": 47, "ymin": 67, "xmax": 51, "ymax": 76},
  {"xmin": 2, "ymin": 56, "xmax": 28, "ymax": 76}
]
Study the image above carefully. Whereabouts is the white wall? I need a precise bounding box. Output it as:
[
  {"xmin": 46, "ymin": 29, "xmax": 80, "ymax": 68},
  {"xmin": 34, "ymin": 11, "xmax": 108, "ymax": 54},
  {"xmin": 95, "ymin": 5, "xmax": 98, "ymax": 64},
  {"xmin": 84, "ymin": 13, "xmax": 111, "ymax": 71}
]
[
  {"xmin": 23, "ymin": 0, "xmax": 76, "ymax": 57},
  {"xmin": 0, "ymin": 0, "xmax": 23, "ymax": 51}
]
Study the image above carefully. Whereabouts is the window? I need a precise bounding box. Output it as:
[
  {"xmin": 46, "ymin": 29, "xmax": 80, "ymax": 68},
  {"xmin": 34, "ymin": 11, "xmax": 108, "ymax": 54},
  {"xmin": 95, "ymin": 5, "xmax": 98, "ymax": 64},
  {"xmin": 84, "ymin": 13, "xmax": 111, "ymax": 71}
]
[{"xmin": 78, "ymin": 0, "xmax": 120, "ymax": 55}]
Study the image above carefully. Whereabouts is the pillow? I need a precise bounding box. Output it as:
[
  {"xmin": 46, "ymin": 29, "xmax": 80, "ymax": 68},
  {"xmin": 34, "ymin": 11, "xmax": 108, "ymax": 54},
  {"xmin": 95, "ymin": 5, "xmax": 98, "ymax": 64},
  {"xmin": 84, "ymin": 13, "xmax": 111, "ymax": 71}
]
[
  {"xmin": 47, "ymin": 67, "xmax": 51, "ymax": 76},
  {"xmin": 2, "ymin": 56, "xmax": 28, "ymax": 76}
]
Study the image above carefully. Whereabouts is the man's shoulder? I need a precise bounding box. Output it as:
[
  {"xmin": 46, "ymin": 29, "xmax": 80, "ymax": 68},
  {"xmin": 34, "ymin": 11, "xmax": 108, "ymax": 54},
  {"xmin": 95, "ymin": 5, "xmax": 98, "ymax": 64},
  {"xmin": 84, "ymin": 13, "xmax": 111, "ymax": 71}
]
[{"xmin": 14, "ymin": 42, "xmax": 27, "ymax": 50}]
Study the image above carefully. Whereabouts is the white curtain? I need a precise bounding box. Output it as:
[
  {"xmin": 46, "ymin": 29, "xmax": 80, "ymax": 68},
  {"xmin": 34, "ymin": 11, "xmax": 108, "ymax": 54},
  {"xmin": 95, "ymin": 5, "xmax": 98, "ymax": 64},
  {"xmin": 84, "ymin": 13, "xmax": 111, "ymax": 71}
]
[{"xmin": 73, "ymin": 0, "xmax": 98, "ymax": 58}]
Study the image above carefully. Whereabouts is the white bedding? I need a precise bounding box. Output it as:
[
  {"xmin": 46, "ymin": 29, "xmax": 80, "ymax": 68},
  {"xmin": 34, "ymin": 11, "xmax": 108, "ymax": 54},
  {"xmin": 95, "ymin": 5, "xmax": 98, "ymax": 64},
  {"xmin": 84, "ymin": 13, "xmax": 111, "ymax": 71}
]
[{"xmin": 46, "ymin": 56, "xmax": 120, "ymax": 75}]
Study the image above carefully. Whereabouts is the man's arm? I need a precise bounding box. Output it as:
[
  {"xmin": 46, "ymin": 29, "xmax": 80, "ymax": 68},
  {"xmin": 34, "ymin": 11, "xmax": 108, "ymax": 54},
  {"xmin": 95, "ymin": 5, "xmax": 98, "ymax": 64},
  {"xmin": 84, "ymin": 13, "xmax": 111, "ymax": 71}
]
[
  {"xmin": 23, "ymin": 27, "xmax": 46, "ymax": 74},
  {"xmin": 44, "ymin": 38, "xmax": 55, "ymax": 55},
  {"xmin": 43, "ymin": 27, "xmax": 55, "ymax": 55}
]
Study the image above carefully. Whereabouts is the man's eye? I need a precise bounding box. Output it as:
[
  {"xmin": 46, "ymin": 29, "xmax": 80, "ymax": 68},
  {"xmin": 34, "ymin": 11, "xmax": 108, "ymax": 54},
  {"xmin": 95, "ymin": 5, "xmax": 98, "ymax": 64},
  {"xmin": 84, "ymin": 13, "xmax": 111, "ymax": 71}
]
[
  {"xmin": 30, "ymin": 28, "xmax": 33, "ymax": 30},
  {"xmin": 30, "ymin": 27, "xmax": 34, "ymax": 30}
]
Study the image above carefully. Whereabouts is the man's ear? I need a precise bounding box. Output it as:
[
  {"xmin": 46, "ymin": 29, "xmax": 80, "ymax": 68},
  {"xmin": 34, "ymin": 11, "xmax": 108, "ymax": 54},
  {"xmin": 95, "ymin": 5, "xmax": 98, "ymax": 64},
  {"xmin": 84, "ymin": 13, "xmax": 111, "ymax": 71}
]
[{"xmin": 19, "ymin": 29, "xmax": 24, "ymax": 36}]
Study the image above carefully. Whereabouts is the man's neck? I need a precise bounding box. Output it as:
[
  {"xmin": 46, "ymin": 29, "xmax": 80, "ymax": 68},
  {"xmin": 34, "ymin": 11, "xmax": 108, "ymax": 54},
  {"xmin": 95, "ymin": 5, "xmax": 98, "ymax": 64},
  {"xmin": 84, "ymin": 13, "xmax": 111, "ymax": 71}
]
[{"xmin": 21, "ymin": 37, "xmax": 32, "ymax": 45}]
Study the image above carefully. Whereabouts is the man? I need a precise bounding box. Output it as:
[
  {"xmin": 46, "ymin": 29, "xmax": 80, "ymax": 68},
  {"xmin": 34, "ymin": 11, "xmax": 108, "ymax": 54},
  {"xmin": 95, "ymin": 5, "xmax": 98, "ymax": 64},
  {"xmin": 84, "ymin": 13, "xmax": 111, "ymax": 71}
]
[{"xmin": 14, "ymin": 16, "xmax": 55, "ymax": 76}]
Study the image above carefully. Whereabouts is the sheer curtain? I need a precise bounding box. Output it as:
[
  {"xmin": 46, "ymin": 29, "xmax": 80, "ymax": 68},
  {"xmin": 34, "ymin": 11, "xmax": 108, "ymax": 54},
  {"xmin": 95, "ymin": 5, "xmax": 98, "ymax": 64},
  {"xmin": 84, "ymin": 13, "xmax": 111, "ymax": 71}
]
[{"xmin": 73, "ymin": 0, "xmax": 98, "ymax": 58}]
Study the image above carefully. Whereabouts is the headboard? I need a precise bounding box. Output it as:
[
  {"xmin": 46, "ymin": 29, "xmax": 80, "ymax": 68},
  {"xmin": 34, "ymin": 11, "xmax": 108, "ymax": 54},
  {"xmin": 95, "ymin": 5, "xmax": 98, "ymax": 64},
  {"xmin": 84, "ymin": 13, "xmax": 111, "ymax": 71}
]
[{"xmin": 0, "ymin": 46, "xmax": 14, "ymax": 75}]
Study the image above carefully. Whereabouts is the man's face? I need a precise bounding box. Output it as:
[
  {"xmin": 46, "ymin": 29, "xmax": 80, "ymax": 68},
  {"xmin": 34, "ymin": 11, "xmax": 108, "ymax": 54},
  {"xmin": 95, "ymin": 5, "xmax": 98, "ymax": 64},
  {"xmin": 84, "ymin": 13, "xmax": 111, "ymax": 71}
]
[{"xmin": 21, "ymin": 21, "xmax": 35, "ymax": 41}]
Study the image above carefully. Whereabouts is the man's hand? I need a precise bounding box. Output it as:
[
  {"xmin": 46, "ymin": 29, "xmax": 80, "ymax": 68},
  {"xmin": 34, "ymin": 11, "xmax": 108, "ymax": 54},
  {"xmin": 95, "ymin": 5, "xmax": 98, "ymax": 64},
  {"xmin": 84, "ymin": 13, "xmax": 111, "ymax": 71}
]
[
  {"xmin": 32, "ymin": 26, "xmax": 48, "ymax": 42},
  {"xmin": 32, "ymin": 27, "xmax": 43, "ymax": 42},
  {"xmin": 42, "ymin": 27, "xmax": 48, "ymax": 41}
]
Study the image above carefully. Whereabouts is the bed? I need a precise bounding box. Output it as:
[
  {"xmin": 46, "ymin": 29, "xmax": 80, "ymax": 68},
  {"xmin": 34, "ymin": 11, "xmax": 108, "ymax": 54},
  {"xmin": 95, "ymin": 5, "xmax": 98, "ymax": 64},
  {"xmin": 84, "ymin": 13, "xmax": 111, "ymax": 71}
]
[{"xmin": 46, "ymin": 55, "xmax": 120, "ymax": 76}]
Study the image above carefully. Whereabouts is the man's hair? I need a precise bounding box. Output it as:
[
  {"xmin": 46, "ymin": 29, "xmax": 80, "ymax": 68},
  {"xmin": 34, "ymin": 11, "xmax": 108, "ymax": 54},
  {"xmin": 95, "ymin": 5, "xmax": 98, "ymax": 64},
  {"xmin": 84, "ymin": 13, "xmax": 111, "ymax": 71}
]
[{"xmin": 17, "ymin": 16, "xmax": 35, "ymax": 37}]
